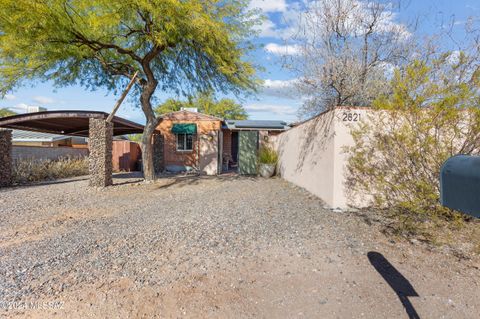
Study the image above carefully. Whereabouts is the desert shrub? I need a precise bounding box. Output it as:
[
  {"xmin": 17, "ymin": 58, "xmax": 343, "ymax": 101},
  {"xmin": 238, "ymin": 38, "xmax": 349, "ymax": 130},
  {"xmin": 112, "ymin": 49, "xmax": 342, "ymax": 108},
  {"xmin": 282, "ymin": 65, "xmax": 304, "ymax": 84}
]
[
  {"xmin": 13, "ymin": 156, "xmax": 89, "ymax": 184},
  {"xmin": 346, "ymin": 54, "xmax": 480, "ymax": 218},
  {"xmin": 258, "ymin": 146, "xmax": 278, "ymax": 164}
]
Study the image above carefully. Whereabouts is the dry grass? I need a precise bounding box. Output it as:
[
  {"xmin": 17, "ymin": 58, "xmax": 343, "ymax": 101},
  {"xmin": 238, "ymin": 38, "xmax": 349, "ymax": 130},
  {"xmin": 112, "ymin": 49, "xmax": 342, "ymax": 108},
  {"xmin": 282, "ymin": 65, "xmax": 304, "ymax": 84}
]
[
  {"xmin": 12, "ymin": 156, "xmax": 89, "ymax": 184},
  {"xmin": 376, "ymin": 208, "xmax": 480, "ymax": 257}
]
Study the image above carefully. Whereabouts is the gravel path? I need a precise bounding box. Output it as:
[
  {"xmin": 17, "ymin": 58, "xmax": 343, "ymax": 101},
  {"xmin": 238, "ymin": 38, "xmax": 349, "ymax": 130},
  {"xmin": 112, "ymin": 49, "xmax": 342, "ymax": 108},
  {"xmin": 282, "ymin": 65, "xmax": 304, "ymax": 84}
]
[{"xmin": 0, "ymin": 174, "xmax": 479, "ymax": 318}]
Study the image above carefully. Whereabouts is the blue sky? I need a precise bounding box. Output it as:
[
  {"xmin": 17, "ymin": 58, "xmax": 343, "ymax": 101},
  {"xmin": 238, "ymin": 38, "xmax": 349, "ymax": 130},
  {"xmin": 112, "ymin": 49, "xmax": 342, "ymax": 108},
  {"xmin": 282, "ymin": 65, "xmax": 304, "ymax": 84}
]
[{"xmin": 1, "ymin": 0, "xmax": 479, "ymax": 124}]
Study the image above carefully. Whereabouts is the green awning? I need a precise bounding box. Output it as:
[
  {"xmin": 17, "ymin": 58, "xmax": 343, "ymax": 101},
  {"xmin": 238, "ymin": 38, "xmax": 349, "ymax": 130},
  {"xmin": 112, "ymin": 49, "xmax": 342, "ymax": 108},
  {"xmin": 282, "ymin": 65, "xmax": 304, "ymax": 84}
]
[{"xmin": 171, "ymin": 123, "xmax": 197, "ymax": 134}]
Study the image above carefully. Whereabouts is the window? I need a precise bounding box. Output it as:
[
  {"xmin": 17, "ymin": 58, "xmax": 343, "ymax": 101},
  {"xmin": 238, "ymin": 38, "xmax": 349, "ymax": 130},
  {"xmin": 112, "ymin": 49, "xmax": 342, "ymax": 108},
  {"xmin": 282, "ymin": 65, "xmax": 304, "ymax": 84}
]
[{"xmin": 176, "ymin": 133, "xmax": 194, "ymax": 151}]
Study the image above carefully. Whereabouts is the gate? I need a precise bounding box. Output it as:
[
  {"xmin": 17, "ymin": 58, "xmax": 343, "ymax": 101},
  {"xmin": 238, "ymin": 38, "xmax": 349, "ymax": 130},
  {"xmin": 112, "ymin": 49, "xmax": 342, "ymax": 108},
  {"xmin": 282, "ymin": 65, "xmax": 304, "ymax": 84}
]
[{"xmin": 238, "ymin": 131, "xmax": 258, "ymax": 175}]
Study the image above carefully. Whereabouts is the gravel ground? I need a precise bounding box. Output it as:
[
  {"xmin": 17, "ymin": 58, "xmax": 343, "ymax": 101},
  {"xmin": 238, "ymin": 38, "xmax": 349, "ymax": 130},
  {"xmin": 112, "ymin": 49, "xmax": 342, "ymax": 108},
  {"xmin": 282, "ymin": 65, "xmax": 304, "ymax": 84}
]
[{"xmin": 0, "ymin": 173, "xmax": 479, "ymax": 318}]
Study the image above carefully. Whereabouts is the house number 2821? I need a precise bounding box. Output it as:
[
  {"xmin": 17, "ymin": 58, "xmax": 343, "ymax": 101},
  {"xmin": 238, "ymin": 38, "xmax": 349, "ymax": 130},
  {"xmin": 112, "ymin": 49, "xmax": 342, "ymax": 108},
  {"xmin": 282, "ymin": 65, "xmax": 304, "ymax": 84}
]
[{"xmin": 342, "ymin": 112, "xmax": 361, "ymax": 122}]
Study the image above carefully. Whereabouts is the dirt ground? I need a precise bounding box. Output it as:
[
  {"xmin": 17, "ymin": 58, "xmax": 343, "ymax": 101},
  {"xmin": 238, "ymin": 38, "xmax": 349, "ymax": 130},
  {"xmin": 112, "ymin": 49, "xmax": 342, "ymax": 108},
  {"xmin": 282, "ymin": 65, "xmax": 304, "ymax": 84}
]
[{"xmin": 0, "ymin": 174, "xmax": 479, "ymax": 318}]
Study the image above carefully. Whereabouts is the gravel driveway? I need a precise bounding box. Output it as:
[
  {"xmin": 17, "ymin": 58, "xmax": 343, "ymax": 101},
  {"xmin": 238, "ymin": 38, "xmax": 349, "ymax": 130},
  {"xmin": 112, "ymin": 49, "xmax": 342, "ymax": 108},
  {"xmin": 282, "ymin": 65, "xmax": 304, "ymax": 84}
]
[{"xmin": 0, "ymin": 174, "xmax": 479, "ymax": 318}]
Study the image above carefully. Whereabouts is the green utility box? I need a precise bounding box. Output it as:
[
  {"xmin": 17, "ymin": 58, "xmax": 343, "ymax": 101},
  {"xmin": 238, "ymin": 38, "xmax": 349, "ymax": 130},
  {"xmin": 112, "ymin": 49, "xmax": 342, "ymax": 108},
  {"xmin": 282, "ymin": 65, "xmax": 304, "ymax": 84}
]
[{"xmin": 440, "ymin": 155, "xmax": 480, "ymax": 218}]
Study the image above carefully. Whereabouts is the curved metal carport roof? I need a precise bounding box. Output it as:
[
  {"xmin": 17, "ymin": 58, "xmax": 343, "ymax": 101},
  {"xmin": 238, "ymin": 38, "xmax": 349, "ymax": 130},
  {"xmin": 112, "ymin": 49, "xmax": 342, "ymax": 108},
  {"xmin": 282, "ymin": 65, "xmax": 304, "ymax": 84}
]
[{"xmin": 0, "ymin": 110, "xmax": 144, "ymax": 136}]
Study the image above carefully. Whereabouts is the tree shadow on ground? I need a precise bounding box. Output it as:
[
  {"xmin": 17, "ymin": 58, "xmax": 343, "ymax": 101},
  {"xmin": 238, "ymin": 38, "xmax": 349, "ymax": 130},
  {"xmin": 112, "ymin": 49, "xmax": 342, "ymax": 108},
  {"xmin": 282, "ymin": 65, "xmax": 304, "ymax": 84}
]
[
  {"xmin": 368, "ymin": 251, "xmax": 421, "ymax": 319},
  {"xmin": 154, "ymin": 173, "xmax": 255, "ymax": 190}
]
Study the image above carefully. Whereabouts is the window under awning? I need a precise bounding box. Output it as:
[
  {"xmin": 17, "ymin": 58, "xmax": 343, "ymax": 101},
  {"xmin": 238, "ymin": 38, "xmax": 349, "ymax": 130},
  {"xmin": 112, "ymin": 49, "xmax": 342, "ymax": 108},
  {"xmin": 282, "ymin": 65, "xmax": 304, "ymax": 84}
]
[{"xmin": 171, "ymin": 123, "xmax": 197, "ymax": 134}]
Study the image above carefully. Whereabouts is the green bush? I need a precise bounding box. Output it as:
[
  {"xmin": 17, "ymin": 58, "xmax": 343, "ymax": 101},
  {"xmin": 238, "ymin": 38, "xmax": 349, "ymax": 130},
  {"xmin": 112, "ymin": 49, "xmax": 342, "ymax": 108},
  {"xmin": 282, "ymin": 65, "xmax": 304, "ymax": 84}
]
[
  {"xmin": 346, "ymin": 54, "xmax": 480, "ymax": 218},
  {"xmin": 13, "ymin": 156, "xmax": 89, "ymax": 184},
  {"xmin": 258, "ymin": 146, "xmax": 278, "ymax": 165}
]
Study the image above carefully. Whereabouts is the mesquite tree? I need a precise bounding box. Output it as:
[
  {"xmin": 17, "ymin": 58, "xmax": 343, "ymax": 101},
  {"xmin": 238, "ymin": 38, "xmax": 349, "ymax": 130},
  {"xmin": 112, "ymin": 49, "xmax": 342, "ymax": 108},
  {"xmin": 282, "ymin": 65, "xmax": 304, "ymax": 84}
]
[
  {"xmin": 288, "ymin": 0, "xmax": 413, "ymax": 117},
  {"xmin": 0, "ymin": 0, "xmax": 258, "ymax": 180}
]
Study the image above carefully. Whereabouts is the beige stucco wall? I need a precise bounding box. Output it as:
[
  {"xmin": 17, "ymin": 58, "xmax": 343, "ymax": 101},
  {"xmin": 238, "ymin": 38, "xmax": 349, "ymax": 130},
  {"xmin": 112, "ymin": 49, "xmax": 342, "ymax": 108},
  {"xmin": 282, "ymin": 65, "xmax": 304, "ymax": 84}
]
[
  {"xmin": 275, "ymin": 112, "xmax": 337, "ymax": 206},
  {"xmin": 275, "ymin": 108, "xmax": 370, "ymax": 208},
  {"xmin": 199, "ymin": 132, "xmax": 219, "ymax": 175}
]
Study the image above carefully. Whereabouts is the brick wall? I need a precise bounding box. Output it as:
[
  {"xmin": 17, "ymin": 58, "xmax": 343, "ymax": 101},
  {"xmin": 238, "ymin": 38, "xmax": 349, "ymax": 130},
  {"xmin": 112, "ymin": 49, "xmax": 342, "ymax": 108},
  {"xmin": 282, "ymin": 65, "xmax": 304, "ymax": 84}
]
[
  {"xmin": 156, "ymin": 111, "xmax": 221, "ymax": 168},
  {"xmin": 222, "ymin": 129, "xmax": 232, "ymax": 157}
]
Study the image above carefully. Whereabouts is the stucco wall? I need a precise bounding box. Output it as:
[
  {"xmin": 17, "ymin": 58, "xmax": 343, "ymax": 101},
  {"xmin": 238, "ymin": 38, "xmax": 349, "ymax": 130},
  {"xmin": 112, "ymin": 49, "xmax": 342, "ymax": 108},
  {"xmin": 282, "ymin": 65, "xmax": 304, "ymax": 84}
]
[
  {"xmin": 275, "ymin": 108, "xmax": 369, "ymax": 208},
  {"xmin": 12, "ymin": 145, "xmax": 88, "ymax": 161},
  {"xmin": 199, "ymin": 132, "xmax": 219, "ymax": 175},
  {"xmin": 275, "ymin": 112, "xmax": 336, "ymax": 206}
]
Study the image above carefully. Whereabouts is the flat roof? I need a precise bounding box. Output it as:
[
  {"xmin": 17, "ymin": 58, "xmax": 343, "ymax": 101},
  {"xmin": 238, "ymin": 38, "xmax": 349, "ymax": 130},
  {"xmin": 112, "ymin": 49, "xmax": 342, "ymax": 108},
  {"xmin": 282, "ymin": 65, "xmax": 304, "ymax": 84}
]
[
  {"xmin": 12, "ymin": 129, "xmax": 74, "ymax": 142},
  {"xmin": 223, "ymin": 120, "xmax": 289, "ymax": 131},
  {"xmin": 0, "ymin": 111, "xmax": 144, "ymax": 137}
]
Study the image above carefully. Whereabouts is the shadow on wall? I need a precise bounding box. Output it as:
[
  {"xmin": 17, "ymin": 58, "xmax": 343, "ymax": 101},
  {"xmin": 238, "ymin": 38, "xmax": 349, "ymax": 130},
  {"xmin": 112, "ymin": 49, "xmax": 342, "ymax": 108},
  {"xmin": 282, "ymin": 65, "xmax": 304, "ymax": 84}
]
[
  {"xmin": 276, "ymin": 110, "xmax": 336, "ymax": 175},
  {"xmin": 368, "ymin": 251, "xmax": 421, "ymax": 319}
]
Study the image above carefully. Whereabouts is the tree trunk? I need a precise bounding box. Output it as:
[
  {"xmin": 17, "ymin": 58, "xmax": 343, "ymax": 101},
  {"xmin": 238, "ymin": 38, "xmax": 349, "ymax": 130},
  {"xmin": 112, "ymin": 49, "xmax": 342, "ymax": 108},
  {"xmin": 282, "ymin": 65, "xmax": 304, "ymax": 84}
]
[
  {"xmin": 141, "ymin": 119, "xmax": 157, "ymax": 181},
  {"xmin": 139, "ymin": 79, "xmax": 159, "ymax": 182}
]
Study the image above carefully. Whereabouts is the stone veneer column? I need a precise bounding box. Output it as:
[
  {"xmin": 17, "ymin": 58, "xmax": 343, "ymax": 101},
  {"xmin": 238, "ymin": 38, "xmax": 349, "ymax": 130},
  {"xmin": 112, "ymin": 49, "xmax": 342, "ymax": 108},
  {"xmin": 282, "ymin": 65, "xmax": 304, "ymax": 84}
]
[
  {"xmin": 89, "ymin": 118, "xmax": 113, "ymax": 187},
  {"xmin": 0, "ymin": 129, "xmax": 12, "ymax": 187},
  {"xmin": 152, "ymin": 133, "xmax": 164, "ymax": 174}
]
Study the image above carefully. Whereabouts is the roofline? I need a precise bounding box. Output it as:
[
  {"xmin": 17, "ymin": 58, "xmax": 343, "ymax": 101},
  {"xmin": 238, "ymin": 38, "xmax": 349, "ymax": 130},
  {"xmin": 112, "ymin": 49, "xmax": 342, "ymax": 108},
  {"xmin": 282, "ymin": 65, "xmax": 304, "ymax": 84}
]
[
  {"xmin": 159, "ymin": 110, "xmax": 223, "ymax": 121},
  {"xmin": 13, "ymin": 137, "xmax": 70, "ymax": 142},
  {"xmin": 289, "ymin": 106, "xmax": 371, "ymax": 127},
  {"xmin": 223, "ymin": 128, "xmax": 287, "ymax": 131}
]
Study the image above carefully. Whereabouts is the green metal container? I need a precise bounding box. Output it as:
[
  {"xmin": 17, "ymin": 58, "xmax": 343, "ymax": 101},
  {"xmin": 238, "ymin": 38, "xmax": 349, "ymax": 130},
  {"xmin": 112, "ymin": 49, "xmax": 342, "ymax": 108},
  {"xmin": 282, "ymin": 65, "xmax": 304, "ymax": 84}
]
[{"xmin": 440, "ymin": 155, "xmax": 480, "ymax": 218}]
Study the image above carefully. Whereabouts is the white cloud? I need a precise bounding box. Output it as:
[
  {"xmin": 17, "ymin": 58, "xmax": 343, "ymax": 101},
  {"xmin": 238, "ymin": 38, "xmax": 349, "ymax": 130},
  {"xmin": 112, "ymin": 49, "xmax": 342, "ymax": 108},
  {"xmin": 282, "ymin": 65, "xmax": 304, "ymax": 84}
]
[
  {"xmin": 4, "ymin": 94, "xmax": 16, "ymax": 101},
  {"xmin": 256, "ymin": 19, "xmax": 279, "ymax": 38},
  {"xmin": 265, "ymin": 43, "xmax": 301, "ymax": 55},
  {"xmin": 245, "ymin": 103, "xmax": 297, "ymax": 116},
  {"xmin": 32, "ymin": 96, "xmax": 55, "ymax": 104},
  {"xmin": 254, "ymin": 1, "xmax": 303, "ymax": 39},
  {"xmin": 248, "ymin": 0, "xmax": 287, "ymax": 13},
  {"xmin": 262, "ymin": 78, "xmax": 300, "ymax": 99}
]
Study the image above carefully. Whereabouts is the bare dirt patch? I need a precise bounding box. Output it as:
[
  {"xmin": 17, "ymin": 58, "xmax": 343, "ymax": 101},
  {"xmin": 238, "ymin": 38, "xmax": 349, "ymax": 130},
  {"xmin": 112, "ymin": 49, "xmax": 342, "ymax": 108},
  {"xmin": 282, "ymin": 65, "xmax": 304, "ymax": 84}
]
[{"xmin": 1, "ymin": 174, "xmax": 479, "ymax": 318}]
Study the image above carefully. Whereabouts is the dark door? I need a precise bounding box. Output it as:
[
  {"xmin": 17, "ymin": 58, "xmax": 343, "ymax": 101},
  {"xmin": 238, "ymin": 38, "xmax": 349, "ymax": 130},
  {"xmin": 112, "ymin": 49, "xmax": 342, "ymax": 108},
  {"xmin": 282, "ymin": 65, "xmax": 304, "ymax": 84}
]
[
  {"xmin": 239, "ymin": 131, "xmax": 258, "ymax": 175},
  {"xmin": 231, "ymin": 131, "xmax": 239, "ymax": 162}
]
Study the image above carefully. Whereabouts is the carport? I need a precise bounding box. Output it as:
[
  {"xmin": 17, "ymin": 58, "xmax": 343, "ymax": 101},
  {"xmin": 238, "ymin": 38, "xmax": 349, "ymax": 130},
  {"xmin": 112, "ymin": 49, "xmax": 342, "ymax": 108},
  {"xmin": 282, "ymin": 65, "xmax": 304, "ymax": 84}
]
[{"xmin": 0, "ymin": 110, "xmax": 145, "ymax": 187}]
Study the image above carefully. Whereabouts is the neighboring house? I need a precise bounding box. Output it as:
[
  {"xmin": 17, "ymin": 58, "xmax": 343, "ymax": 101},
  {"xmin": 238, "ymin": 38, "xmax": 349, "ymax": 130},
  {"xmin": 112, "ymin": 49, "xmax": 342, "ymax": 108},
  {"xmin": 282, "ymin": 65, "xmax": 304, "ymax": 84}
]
[
  {"xmin": 156, "ymin": 109, "xmax": 290, "ymax": 175},
  {"xmin": 11, "ymin": 130, "xmax": 89, "ymax": 161},
  {"xmin": 12, "ymin": 130, "xmax": 88, "ymax": 148}
]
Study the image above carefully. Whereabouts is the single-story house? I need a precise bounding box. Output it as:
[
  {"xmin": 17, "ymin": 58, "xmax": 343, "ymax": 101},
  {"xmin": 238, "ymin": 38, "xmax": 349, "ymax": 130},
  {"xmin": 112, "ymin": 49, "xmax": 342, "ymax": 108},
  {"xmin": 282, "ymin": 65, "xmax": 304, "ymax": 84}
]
[
  {"xmin": 12, "ymin": 129, "xmax": 88, "ymax": 148},
  {"xmin": 156, "ymin": 109, "xmax": 289, "ymax": 175}
]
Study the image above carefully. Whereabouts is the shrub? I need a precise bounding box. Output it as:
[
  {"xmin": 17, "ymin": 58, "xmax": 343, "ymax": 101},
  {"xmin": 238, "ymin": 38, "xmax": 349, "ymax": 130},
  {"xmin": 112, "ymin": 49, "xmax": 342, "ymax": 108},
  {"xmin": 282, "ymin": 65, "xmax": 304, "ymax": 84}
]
[
  {"xmin": 258, "ymin": 146, "xmax": 278, "ymax": 165},
  {"xmin": 13, "ymin": 156, "xmax": 89, "ymax": 184},
  {"xmin": 346, "ymin": 54, "xmax": 480, "ymax": 218}
]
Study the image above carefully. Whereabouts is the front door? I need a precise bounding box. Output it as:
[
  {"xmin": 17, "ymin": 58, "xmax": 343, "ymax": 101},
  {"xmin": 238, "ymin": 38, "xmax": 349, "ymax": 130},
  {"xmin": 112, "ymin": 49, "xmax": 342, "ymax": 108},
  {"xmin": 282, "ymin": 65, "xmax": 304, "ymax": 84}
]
[
  {"xmin": 231, "ymin": 131, "xmax": 239, "ymax": 163},
  {"xmin": 238, "ymin": 131, "xmax": 258, "ymax": 175}
]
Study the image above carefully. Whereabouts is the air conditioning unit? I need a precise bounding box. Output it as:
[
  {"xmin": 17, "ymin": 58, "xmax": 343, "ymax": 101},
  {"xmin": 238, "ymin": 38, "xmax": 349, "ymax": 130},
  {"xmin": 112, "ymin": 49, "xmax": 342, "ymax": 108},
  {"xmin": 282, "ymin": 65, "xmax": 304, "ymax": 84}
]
[
  {"xmin": 181, "ymin": 107, "xmax": 198, "ymax": 113},
  {"xmin": 26, "ymin": 106, "xmax": 47, "ymax": 113}
]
